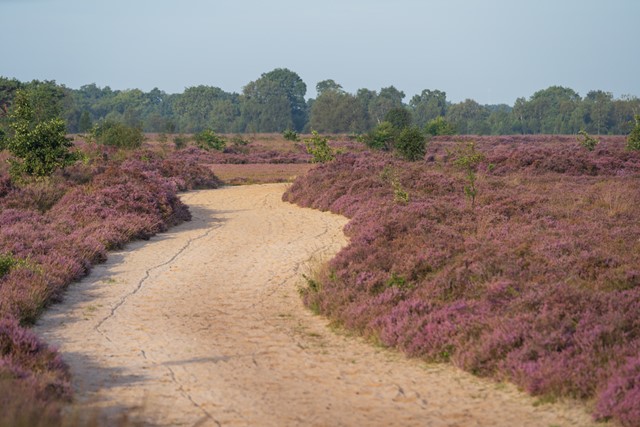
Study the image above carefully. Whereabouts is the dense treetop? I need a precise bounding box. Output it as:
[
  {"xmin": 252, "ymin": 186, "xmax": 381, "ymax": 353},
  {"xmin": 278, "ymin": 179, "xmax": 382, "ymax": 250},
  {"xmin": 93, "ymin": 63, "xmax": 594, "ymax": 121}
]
[{"xmin": 1, "ymin": 70, "xmax": 638, "ymax": 136}]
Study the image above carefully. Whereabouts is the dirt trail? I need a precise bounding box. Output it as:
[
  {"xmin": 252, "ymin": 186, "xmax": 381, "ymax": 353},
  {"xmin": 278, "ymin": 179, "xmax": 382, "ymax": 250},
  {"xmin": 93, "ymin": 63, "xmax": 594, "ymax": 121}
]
[{"xmin": 35, "ymin": 184, "xmax": 599, "ymax": 426}]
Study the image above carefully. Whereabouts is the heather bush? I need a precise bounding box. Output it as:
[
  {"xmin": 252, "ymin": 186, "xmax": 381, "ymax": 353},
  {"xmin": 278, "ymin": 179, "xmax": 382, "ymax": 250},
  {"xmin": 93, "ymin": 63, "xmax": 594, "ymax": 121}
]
[{"xmin": 284, "ymin": 138, "xmax": 640, "ymax": 425}]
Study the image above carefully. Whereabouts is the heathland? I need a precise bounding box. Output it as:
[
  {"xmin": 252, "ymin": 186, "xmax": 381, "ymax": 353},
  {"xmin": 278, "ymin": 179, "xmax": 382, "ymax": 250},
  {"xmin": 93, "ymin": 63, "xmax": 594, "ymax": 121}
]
[{"xmin": 0, "ymin": 121, "xmax": 639, "ymax": 425}]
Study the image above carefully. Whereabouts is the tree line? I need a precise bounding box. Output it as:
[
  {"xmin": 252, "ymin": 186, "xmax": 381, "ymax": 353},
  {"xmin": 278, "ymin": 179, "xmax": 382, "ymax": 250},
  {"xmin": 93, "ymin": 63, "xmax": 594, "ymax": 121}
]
[{"xmin": 1, "ymin": 68, "xmax": 639, "ymax": 136}]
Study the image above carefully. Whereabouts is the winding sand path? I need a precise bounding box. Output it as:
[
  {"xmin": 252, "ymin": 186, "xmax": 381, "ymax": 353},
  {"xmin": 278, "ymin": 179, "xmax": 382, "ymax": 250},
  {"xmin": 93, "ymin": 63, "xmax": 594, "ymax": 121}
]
[{"xmin": 35, "ymin": 184, "xmax": 600, "ymax": 426}]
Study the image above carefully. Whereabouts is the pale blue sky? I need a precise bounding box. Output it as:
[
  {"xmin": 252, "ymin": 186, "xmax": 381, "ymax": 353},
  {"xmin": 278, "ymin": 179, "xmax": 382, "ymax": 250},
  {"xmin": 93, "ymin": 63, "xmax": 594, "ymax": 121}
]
[{"xmin": 1, "ymin": 0, "xmax": 638, "ymax": 104}]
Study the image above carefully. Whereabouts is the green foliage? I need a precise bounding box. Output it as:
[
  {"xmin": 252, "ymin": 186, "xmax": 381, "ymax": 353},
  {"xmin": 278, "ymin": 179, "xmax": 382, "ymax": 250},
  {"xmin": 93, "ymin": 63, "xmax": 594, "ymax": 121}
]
[
  {"xmin": 78, "ymin": 110, "xmax": 92, "ymax": 133},
  {"xmin": 395, "ymin": 126, "xmax": 426, "ymax": 161},
  {"xmin": 304, "ymin": 131, "xmax": 335, "ymax": 163},
  {"xmin": 365, "ymin": 121, "xmax": 396, "ymax": 150},
  {"xmin": 627, "ymin": 115, "xmax": 640, "ymax": 151},
  {"xmin": 452, "ymin": 141, "xmax": 485, "ymax": 208},
  {"xmin": 380, "ymin": 166, "xmax": 409, "ymax": 204},
  {"xmin": 384, "ymin": 107, "xmax": 412, "ymax": 130},
  {"xmin": 6, "ymin": 90, "xmax": 76, "ymax": 179},
  {"xmin": 0, "ymin": 253, "xmax": 18, "ymax": 279},
  {"xmin": 91, "ymin": 119, "xmax": 144, "ymax": 149},
  {"xmin": 282, "ymin": 129, "xmax": 300, "ymax": 141},
  {"xmin": 173, "ymin": 134, "xmax": 190, "ymax": 149},
  {"xmin": 195, "ymin": 129, "xmax": 226, "ymax": 151},
  {"xmin": 577, "ymin": 130, "xmax": 599, "ymax": 151},
  {"xmin": 425, "ymin": 116, "xmax": 457, "ymax": 136}
]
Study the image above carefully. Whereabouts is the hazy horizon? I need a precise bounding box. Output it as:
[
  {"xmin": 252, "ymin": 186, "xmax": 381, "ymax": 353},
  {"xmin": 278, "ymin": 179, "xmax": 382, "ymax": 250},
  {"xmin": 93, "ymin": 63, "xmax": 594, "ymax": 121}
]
[{"xmin": 2, "ymin": 0, "xmax": 638, "ymax": 104}]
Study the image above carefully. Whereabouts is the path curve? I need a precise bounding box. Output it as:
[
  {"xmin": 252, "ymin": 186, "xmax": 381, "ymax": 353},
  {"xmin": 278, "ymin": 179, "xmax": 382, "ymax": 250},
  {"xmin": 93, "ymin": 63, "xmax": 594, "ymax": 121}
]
[{"xmin": 36, "ymin": 184, "xmax": 599, "ymax": 426}]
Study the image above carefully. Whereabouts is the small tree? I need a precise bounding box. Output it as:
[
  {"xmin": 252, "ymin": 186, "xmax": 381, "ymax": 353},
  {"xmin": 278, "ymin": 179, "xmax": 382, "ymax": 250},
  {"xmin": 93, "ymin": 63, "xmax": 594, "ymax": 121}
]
[
  {"xmin": 5, "ymin": 89, "xmax": 76, "ymax": 179},
  {"xmin": 627, "ymin": 115, "xmax": 640, "ymax": 151},
  {"xmin": 395, "ymin": 126, "xmax": 426, "ymax": 161},
  {"xmin": 195, "ymin": 129, "xmax": 226, "ymax": 151},
  {"xmin": 453, "ymin": 141, "xmax": 485, "ymax": 209},
  {"xmin": 304, "ymin": 131, "xmax": 335, "ymax": 163},
  {"xmin": 364, "ymin": 121, "xmax": 396, "ymax": 151},
  {"xmin": 577, "ymin": 130, "xmax": 599, "ymax": 151}
]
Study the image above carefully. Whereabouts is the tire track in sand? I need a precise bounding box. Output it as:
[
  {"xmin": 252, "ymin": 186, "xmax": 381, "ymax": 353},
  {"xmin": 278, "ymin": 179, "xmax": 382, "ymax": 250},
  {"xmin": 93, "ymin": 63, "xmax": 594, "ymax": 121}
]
[{"xmin": 35, "ymin": 184, "xmax": 601, "ymax": 427}]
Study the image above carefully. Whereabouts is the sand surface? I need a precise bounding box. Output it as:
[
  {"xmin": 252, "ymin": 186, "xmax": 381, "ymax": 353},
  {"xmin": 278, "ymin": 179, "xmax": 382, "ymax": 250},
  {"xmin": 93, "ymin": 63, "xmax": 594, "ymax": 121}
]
[{"xmin": 35, "ymin": 184, "xmax": 601, "ymax": 426}]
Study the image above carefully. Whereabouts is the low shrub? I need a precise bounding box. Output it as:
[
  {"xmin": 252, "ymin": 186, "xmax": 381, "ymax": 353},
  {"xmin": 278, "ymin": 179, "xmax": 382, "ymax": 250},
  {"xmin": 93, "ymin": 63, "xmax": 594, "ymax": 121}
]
[
  {"xmin": 395, "ymin": 126, "xmax": 426, "ymax": 161},
  {"xmin": 195, "ymin": 129, "xmax": 226, "ymax": 151},
  {"xmin": 91, "ymin": 120, "xmax": 144, "ymax": 149}
]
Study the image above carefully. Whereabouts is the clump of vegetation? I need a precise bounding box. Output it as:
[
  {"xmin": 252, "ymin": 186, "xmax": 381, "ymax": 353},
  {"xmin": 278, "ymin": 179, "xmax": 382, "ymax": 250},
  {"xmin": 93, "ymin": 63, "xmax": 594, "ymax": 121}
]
[
  {"xmin": 173, "ymin": 134, "xmax": 190, "ymax": 149},
  {"xmin": 452, "ymin": 141, "xmax": 484, "ymax": 208},
  {"xmin": 395, "ymin": 126, "xmax": 426, "ymax": 161},
  {"xmin": 384, "ymin": 107, "xmax": 412, "ymax": 130},
  {"xmin": 627, "ymin": 115, "xmax": 640, "ymax": 151},
  {"xmin": 283, "ymin": 139, "xmax": 640, "ymax": 426},
  {"xmin": 380, "ymin": 166, "xmax": 409, "ymax": 204},
  {"xmin": 5, "ymin": 90, "xmax": 77, "ymax": 180},
  {"xmin": 364, "ymin": 121, "xmax": 395, "ymax": 151},
  {"xmin": 0, "ymin": 253, "xmax": 18, "ymax": 279},
  {"xmin": 282, "ymin": 129, "xmax": 300, "ymax": 141},
  {"xmin": 304, "ymin": 131, "xmax": 335, "ymax": 163},
  {"xmin": 91, "ymin": 119, "xmax": 144, "ymax": 149},
  {"xmin": 577, "ymin": 130, "xmax": 599, "ymax": 151},
  {"xmin": 195, "ymin": 129, "xmax": 226, "ymax": 151},
  {"xmin": 425, "ymin": 116, "xmax": 457, "ymax": 136}
]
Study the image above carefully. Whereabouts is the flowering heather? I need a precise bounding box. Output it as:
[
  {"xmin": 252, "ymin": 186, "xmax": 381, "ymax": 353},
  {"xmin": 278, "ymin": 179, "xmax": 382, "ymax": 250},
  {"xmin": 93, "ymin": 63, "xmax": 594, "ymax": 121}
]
[
  {"xmin": 284, "ymin": 136, "xmax": 640, "ymax": 425},
  {"xmin": 0, "ymin": 144, "xmax": 221, "ymax": 422}
]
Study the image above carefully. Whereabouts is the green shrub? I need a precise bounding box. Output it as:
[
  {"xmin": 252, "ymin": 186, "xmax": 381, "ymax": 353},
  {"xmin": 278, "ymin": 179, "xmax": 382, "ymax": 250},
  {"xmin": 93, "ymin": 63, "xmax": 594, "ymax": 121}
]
[
  {"xmin": 425, "ymin": 116, "xmax": 457, "ymax": 136},
  {"xmin": 452, "ymin": 141, "xmax": 485, "ymax": 208},
  {"xmin": 627, "ymin": 115, "xmax": 640, "ymax": 151},
  {"xmin": 282, "ymin": 129, "xmax": 300, "ymax": 142},
  {"xmin": 364, "ymin": 121, "xmax": 396, "ymax": 151},
  {"xmin": 5, "ymin": 90, "xmax": 77, "ymax": 180},
  {"xmin": 577, "ymin": 130, "xmax": 599, "ymax": 151},
  {"xmin": 195, "ymin": 129, "xmax": 226, "ymax": 151},
  {"xmin": 304, "ymin": 131, "xmax": 335, "ymax": 163},
  {"xmin": 92, "ymin": 120, "xmax": 144, "ymax": 149},
  {"xmin": 173, "ymin": 134, "xmax": 190, "ymax": 149},
  {"xmin": 395, "ymin": 126, "xmax": 426, "ymax": 161},
  {"xmin": 0, "ymin": 253, "xmax": 17, "ymax": 279}
]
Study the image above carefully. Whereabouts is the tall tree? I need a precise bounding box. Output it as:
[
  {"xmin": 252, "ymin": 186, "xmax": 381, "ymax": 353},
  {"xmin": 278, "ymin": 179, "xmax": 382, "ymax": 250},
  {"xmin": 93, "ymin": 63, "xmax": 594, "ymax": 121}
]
[
  {"xmin": 409, "ymin": 89, "xmax": 447, "ymax": 128},
  {"xmin": 309, "ymin": 89, "xmax": 367, "ymax": 133},
  {"xmin": 584, "ymin": 90, "xmax": 614, "ymax": 135},
  {"xmin": 240, "ymin": 68, "xmax": 307, "ymax": 132},
  {"xmin": 368, "ymin": 86, "xmax": 405, "ymax": 124},
  {"xmin": 446, "ymin": 99, "xmax": 490, "ymax": 134}
]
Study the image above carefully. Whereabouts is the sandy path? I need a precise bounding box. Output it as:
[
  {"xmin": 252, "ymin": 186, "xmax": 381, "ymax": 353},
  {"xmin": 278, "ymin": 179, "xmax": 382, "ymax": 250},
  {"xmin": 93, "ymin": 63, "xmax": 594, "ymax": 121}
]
[{"xmin": 35, "ymin": 183, "xmax": 600, "ymax": 427}]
